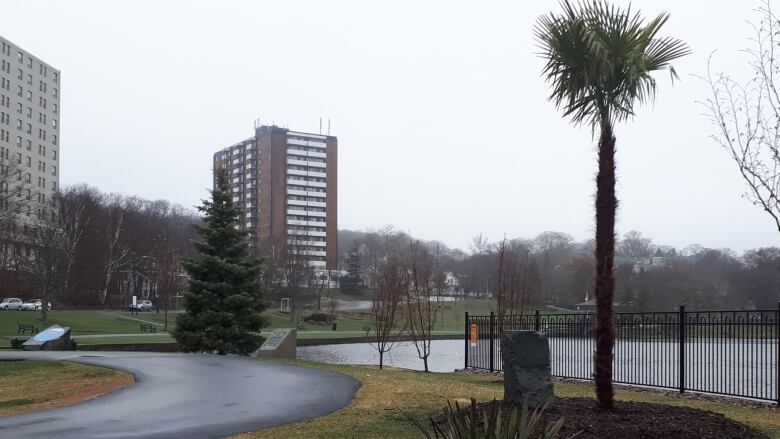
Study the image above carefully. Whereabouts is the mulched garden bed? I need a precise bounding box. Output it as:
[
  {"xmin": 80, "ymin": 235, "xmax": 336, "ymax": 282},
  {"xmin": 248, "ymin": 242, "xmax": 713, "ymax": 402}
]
[{"xmin": 435, "ymin": 397, "xmax": 766, "ymax": 438}]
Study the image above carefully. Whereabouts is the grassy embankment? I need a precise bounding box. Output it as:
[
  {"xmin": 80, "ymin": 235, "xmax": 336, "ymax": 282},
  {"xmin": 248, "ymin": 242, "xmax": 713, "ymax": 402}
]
[
  {"xmin": 0, "ymin": 360, "xmax": 133, "ymax": 416},
  {"xmin": 0, "ymin": 299, "xmax": 503, "ymax": 347},
  {"xmin": 236, "ymin": 360, "xmax": 780, "ymax": 439}
]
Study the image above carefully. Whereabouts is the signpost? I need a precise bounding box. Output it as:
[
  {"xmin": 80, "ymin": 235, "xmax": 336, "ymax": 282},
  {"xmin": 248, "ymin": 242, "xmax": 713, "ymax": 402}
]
[
  {"xmin": 131, "ymin": 296, "xmax": 137, "ymax": 316},
  {"xmin": 470, "ymin": 323, "xmax": 478, "ymax": 347}
]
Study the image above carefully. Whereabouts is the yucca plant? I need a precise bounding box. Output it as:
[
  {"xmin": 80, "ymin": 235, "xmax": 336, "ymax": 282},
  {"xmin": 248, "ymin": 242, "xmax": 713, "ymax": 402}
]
[{"xmin": 402, "ymin": 398, "xmax": 578, "ymax": 439}]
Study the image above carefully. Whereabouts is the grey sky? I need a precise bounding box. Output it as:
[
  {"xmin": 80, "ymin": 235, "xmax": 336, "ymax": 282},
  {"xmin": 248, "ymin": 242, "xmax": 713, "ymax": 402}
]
[{"xmin": 2, "ymin": 0, "xmax": 773, "ymax": 252}]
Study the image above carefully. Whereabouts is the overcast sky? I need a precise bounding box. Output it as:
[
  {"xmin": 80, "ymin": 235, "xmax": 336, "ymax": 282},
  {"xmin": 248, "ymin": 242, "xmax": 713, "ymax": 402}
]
[{"xmin": 2, "ymin": 0, "xmax": 775, "ymax": 252}]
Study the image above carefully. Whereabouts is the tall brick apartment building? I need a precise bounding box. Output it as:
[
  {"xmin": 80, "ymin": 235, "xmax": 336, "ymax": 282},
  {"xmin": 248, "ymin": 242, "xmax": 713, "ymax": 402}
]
[{"xmin": 213, "ymin": 125, "xmax": 337, "ymax": 271}]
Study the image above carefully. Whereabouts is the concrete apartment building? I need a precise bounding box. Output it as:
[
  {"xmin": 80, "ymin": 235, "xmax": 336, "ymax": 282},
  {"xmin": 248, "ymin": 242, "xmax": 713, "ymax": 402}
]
[
  {"xmin": 0, "ymin": 36, "xmax": 60, "ymax": 219},
  {"xmin": 213, "ymin": 125, "xmax": 337, "ymax": 271}
]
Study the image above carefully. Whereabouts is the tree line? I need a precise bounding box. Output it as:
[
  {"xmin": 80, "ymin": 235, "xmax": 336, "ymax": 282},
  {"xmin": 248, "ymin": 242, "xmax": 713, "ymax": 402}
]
[
  {"xmin": 339, "ymin": 228, "xmax": 780, "ymax": 312},
  {"xmin": 0, "ymin": 184, "xmax": 199, "ymax": 316}
]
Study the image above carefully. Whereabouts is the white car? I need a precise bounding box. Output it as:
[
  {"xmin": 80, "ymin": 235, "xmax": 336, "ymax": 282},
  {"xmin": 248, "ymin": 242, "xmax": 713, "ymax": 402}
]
[
  {"xmin": 0, "ymin": 298, "xmax": 23, "ymax": 310},
  {"xmin": 133, "ymin": 300, "xmax": 153, "ymax": 311},
  {"xmin": 20, "ymin": 299, "xmax": 52, "ymax": 311}
]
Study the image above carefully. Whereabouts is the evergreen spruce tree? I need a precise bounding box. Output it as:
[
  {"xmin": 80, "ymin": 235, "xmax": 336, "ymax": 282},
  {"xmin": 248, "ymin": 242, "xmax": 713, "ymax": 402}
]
[{"xmin": 174, "ymin": 167, "xmax": 267, "ymax": 355}]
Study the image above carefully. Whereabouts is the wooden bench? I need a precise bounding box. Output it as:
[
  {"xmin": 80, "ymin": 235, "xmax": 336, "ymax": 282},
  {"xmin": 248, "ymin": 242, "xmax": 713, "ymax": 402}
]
[
  {"xmin": 140, "ymin": 323, "xmax": 157, "ymax": 333},
  {"xmin": 295, "ymin": 324, "xmax": 307, "ymax": 332},
  {"xmin": 17, "ymin": 323, "xmax": 38, "ymax": 334}
]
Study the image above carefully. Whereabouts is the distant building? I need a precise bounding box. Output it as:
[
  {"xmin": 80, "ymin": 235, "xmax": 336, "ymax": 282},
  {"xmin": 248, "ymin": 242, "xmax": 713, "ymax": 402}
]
[
  {"xmin": 0, "ymin": 36, "xmax": 61, "ymax": 219},
  {"xmin": 632, "ymin": 256, "xmax": 671, "ymax": 273},
  {"xmin": 437, "ymin": 271, "xmax": 463, "ymax": 296},
  {"xmin": 213, "ymin": 125, "xmax": 337, "ymax": 270}
]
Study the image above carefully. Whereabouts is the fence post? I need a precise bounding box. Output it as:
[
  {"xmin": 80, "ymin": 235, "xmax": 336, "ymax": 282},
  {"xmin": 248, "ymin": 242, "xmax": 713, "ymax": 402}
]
[
  {"xmin": 464, "ymin": 312, "xmax": 469, "ymax": 370},
  {"xmin": 489, "ymin": 311, "xmax": 495, "ymax": 372},
  {"xmin": 679, "ymin": 304, "xmax": 686, "ymax": 394},
  {"xmin": 534, "ymin": 309, "xmax": 541, "ymax": 332},
  {"xmin": 776, "ymin": 302, "xmax": 779, "ymax": 406}
]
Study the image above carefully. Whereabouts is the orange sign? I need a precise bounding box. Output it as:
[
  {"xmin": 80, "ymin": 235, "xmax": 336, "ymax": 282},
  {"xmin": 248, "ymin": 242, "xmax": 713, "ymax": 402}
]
[{"xmin": 470, "ymin": 324, "xmax": 478, "ymax": 346}]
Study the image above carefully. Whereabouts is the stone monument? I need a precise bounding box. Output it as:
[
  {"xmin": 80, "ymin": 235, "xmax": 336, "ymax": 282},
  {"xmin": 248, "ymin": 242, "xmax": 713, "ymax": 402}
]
[
  {"xmin": 501, "ymin": 330, "xmax": 554, "ymax": 407},
  {"xmin": 23, "ymin": 324, "xmax": 74, "ymax": 351},
  {"xmin": 255, "ymin": 328, "xmax": 297, "ymax": 359}
]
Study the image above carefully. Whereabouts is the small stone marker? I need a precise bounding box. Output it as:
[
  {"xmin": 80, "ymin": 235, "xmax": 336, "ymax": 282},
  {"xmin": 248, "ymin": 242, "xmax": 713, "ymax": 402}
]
[
  {"xmin": 502, "ymin": 330, "xmax": 554, "ymax": 407},
  {"xmin": 256, "ymin": 328, "xmax": 297, "ymax": 359},
  {"xmin": 23, "ymin": 324, "xmax": 73, "ymax": 351}
]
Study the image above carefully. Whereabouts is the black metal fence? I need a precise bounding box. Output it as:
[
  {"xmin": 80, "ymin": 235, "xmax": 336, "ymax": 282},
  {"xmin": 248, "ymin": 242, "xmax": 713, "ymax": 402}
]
[{"xmin": 465, "ymin": 304, "xmax": 780, "ymax": 403}]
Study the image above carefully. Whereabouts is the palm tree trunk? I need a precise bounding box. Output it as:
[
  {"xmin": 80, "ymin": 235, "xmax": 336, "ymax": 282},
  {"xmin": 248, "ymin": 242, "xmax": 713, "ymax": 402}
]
[{"xmin": 594, "ymin": 124, "xmax": 617, "ymax": 410}]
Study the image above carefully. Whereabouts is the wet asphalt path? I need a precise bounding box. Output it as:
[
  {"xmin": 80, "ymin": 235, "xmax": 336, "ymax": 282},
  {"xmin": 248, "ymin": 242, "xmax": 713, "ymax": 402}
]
[{"xmin": 0, "ymin": 351, "xmax": 359, "ymax": 439}]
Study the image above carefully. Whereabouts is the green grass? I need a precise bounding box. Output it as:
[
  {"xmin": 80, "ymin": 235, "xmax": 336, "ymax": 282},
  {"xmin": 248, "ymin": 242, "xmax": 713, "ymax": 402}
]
[
  {"xmin": 0, "ymin": 359, "xmax": 133, "ymax": 415},
  {"xmin": 0, "ymin": 300, "xmax": 498, "ymax": 347},
  {"xmin": 233, "ymin": 360, "xmax": 780, "ymax": 439}
]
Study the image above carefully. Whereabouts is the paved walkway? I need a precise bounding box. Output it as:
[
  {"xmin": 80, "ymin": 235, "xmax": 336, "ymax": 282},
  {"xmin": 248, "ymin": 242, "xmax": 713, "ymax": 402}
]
[{"xmin": 0, "ymin": 351, "xmax": 359, "ymax": 439}]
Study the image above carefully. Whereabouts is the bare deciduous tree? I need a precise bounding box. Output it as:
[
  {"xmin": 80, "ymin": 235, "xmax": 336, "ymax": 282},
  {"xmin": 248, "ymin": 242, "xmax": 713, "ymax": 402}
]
[
  {"xmin": 702, "ymin": 1, "xmax": 780, "ymax": 232},
  {"xmin": 99, "ymin": 205, "xmax": 131, "ymax": 305},
  {"xmin": 275, "ymin": 236, "xmax": 315, "ymax": 321},
  {"xmin": 21, "ymin": 203, "xmax": 65, "ymax": 325},
  {"xmin": 367, "ymin": 255, "xmax": 406, "ymax": 369},
  {"xmin": 404, "ymin": 241, "xmax": 439, "ymax": 372},
  {"xmin": 56, "ymin": 189, "xmax": 89, "ymax": 300},
  {"xmin": 495, "ymin": 239, "xmax": 535, "ymax": 328}
]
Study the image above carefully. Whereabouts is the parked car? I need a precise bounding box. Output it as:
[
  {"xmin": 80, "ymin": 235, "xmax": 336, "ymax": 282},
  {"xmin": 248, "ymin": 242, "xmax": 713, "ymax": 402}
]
[
  {"xmin": 20, "ymin": 299, "xmax": 52, "ymax": 311},
  {"xmin": 0, "ymin": 298, "xmax": 23, "ymax": 310},
  {"xmin": 134, "ymin": 300, "xmax": 153, "ymax": 311}
]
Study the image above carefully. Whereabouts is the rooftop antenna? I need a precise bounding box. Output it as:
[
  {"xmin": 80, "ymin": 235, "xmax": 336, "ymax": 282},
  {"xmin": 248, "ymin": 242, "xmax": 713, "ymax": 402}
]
[
  {"xmin": 319, "ymin": 117, "xmax": 322, "ymax": 134},
  {"xmin": 328, "ymin": 118, "xmax": 331, "ymax": 135}
]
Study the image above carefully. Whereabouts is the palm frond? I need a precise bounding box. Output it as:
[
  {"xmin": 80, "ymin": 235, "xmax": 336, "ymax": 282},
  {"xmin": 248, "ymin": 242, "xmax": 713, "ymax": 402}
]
[{"xmin": 534, "ymin": 0, "xmax": 690, "ymax": 129}]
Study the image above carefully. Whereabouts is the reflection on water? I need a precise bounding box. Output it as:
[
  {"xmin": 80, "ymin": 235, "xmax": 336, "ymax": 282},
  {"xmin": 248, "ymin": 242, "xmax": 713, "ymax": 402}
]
[{"xmin": 297, "ymin": 340, "xmax": 465, "ymax": 372}]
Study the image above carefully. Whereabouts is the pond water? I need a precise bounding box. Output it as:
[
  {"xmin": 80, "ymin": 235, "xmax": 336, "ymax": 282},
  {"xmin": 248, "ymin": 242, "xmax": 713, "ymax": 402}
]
[
  {"xmin": 297, "ymin": 338, "xmax": 778, "ymax": 400},
  {"xmin": 298, "ymin": 340, "xmax": 464, "ymax": 372}
]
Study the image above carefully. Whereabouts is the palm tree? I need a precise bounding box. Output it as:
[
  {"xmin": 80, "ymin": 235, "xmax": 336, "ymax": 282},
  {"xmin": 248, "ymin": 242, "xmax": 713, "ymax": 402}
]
[{"xmin": 534, "ymin": 1, "xmax": 689, "ymax": 409}]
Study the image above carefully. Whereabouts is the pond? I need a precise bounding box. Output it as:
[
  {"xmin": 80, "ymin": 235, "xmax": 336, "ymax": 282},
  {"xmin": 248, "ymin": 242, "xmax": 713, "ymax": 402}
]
[
  {"xmin": 298, "ymin": 340, "xmax": 464, "ymax": 372},
  {"xmin": 297, "ymin": 338, "xmax": 778, "ymax": 401}
]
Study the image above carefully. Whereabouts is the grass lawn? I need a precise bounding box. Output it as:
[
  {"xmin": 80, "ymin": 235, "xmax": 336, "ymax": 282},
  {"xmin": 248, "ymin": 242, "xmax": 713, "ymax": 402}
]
[
  {"xmin": 235, "ymin": 360, "xmax": 780, "ymax": 439},
  {"xmin": 0, "ymin": 299, "xmax": 501, "ymax": 347},
  {"xmin": 0, "ymin": 360, "xmax": 133, "ymax": 416}
]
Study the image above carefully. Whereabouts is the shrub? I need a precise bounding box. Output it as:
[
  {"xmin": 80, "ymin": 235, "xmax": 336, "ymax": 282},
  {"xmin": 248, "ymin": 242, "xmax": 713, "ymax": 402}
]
[
  {"xmin": 303, "ymin": 312, "xmax": 329, "ymax": 323},
  {"xmin": 403, "ymin": 398, "xmax": 577, "ymax": 439}
]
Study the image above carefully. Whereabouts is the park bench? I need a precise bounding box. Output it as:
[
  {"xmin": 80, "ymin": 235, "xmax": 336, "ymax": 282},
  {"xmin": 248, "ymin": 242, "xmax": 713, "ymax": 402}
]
[
  {"xmin": 17, "ymin": 323, "xmax": 38, "ymax": 335},
  {"xmin": 295, "ymin": 324, "xmax": 307, "ymax": 332},
  {"xmin": 140, "ymin": 323, "xmax": 157, "ymax": 333}
]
